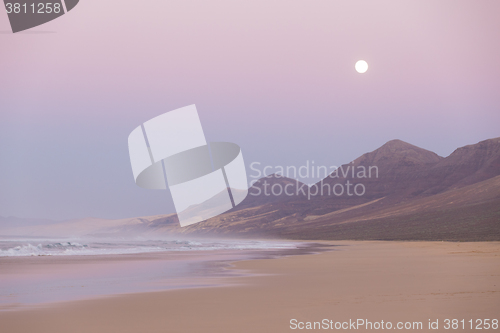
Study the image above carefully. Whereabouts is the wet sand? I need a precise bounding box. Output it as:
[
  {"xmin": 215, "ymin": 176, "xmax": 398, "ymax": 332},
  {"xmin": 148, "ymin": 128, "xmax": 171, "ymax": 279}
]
[
  {"xmin": 1, "ymin": 241, "xmax": 499, "ymax": 332},
  {"xmin": 0, "ymin": 244, "xmax": 316, "ymax": 307}
]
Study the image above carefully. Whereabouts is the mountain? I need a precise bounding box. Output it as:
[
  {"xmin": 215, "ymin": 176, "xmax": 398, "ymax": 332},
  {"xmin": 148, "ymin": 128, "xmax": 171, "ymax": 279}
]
[
  {"xmin": 422, "ymin": 137, "xmax": 500, "ymax": 194},
  {"xmin": 273, "ymin": 174, "xmax": 500, "ymax": 241},
  {"xmin": 160, "ymin": 137, "xmax": 500, "ymax": 240},
  {"xmin": 130, "ymin": 174, "xmax": 499, "ymax": 240},
  {"xmin": 309, "ymin": 137, "xmax": 500, "ymax": 209},
  {"xmin": 305, "ymin": 139, "xmax": 445, "ymax": 214},
  {"xmin": 334, "ymin": 139, "xmax": 444, "ymax": 198},
  {"xmin": 7, "ymin": 137, "xmax": 499, "ymax": 241}
]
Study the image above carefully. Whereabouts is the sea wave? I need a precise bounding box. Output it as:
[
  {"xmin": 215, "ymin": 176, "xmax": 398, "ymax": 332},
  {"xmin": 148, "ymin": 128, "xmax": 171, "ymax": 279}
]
[{"xmin": 0, "ymin": 240, "xmax": 297, "ymax": 257}]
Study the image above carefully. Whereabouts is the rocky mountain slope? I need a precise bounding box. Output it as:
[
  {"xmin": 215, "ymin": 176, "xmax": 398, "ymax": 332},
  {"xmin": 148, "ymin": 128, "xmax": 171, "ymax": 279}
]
[{"xmin": 162, "ymin": 137, "xmax": 500, "ymax": 240}]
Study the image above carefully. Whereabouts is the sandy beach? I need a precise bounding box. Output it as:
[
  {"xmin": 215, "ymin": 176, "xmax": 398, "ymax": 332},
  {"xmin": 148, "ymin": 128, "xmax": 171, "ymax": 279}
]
[{"xmin": 1, "ymin": 241, "xmax": 499, "ymax": 332}]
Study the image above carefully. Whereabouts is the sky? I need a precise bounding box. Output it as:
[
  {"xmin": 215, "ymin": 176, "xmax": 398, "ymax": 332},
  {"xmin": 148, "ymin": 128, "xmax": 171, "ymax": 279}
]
[{"xmin": 1, "ymin": 0, "xmax": 499, "ymax": 220}]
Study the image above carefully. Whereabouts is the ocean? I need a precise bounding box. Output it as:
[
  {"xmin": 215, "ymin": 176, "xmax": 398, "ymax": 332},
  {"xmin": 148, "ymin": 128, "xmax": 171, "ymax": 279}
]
[
  {"xmin": 0, "ymin": 238, "xmax": 298, "ymax": 257},
  {"xmin": 0, "ymin": 238, "xmax": 303, "ymax": 308}
]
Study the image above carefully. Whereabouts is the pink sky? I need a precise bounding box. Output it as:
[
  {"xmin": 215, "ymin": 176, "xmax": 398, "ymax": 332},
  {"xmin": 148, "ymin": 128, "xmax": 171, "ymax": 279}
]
[{"xmin": 1, "ymin": 0, "xmax": 499, "ymax": 219}]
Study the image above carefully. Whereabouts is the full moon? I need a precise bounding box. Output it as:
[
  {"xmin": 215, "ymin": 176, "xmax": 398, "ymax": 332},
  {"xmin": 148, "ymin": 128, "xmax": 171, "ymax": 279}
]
[{"xmin": 355, "ymin": 60, "xmax": 368, "ymax": 74}]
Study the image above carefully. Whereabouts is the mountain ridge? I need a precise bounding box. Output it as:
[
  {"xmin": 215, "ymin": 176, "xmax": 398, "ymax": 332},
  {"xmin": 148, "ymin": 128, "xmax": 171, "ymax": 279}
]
[{"xmin": 3, "ymin": 137, "xmax": 499, "ymax": 241}]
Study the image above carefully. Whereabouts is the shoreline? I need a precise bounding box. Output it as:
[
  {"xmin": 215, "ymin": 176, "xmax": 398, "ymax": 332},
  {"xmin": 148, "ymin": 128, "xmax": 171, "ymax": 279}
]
[
  {"xmin": 1, "ymin": 241, "xmax": 499, "ymax": 332},
  {"xmin": 0, "ymin": 241, "xmax": 329, "ymax": 310}
]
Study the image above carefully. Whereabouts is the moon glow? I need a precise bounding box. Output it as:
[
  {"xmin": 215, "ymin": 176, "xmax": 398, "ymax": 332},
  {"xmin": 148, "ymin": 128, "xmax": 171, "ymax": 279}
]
[{"xmin": 355, "ymin": 60, "xmax": 368, "ymax": 74}]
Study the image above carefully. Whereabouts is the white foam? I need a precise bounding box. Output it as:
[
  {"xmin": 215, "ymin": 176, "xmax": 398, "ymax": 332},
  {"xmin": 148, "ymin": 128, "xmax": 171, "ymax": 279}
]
[{"xmin": 0, "ymin": 240, "xmax": 298, "ymax": 257}]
